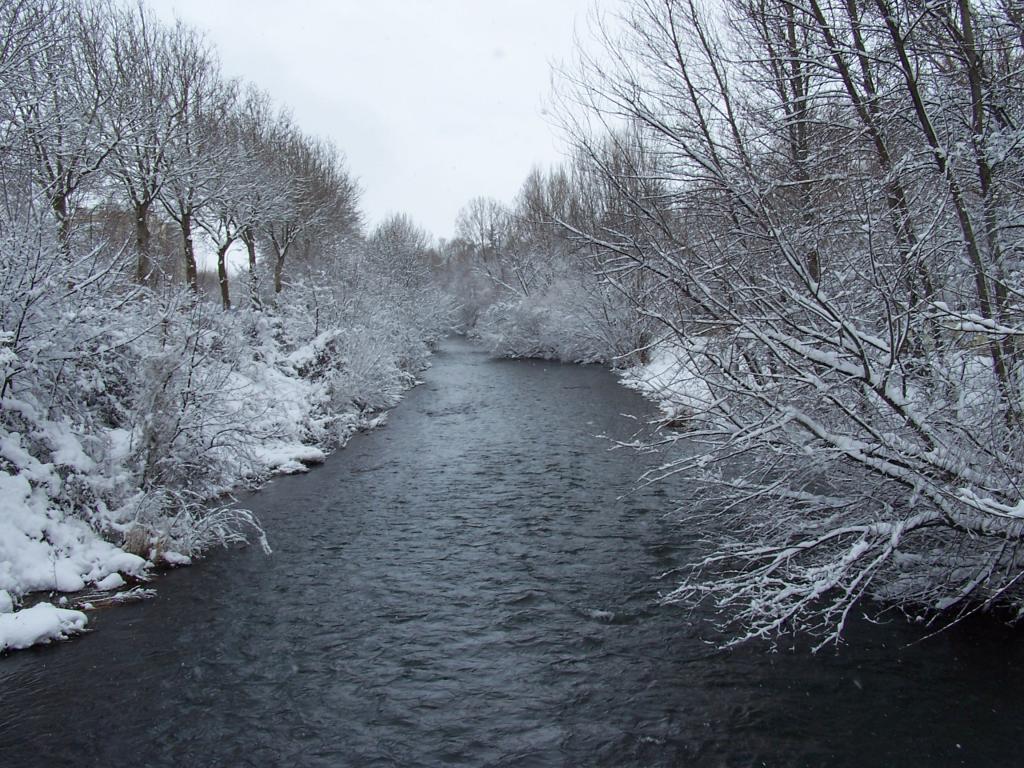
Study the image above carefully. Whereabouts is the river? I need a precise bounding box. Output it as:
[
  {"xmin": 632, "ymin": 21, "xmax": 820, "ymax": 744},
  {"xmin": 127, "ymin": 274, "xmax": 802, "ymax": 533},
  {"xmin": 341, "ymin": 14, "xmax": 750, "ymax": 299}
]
[{"xmin": 2, "ymin": 338, "xmax": 1022, "ymax": 766}]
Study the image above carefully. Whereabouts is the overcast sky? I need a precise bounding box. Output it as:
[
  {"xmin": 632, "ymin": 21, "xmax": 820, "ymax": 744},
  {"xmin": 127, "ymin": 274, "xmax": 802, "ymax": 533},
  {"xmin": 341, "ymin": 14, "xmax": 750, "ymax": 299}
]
[{"xmin": 146, "ymin": 1, "xmax": 604, "ymax": 240}]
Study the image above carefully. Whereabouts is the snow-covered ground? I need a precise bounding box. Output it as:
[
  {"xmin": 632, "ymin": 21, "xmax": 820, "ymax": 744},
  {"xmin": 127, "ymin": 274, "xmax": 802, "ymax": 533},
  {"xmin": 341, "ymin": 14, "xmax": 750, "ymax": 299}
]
[{"xmin": 618, "ymin": 340, "xmax": 712, "ymax": 424}]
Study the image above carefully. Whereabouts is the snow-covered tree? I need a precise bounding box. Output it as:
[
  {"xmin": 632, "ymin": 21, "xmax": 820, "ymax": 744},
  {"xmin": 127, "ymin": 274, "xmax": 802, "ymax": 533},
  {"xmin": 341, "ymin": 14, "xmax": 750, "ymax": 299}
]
[
  {"xmin": 553, "ymin": 0, "xmax": 1024, "ymax": 645},
  {"xmin": 103, "ymin": 2, "xmax": 180, "ymax": 283},
  {"xmin": 154, "ymin": 19, "xmax": 224, "ymax": 292},
  {"xmin": 4, "ymin": 0, "xmax": 119, "ymax": 251}
]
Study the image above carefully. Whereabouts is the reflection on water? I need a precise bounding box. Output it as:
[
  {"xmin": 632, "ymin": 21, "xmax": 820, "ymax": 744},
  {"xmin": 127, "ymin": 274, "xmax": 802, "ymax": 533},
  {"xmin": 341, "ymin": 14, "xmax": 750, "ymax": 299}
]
[{"xmin": 1, "ymin": 338, "xmax": 1022, "ymax": 767}]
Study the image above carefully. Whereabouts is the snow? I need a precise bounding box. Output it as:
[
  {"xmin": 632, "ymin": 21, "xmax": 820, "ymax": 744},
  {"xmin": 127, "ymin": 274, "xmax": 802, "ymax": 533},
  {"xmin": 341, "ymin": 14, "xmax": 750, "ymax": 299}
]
[
  {"xmin": 0, "ymin": 425, "xmax": 149, "ymax": 651},
  {"xmin": 956, "ymin": 488, "xmax": 1024, "ymax": 519},
  {"xmin": 619, "ymin": 341, "xmax": 712, "ymax": 423},
  {"xmin": 161, "ymin": 551, "xmax": 192, "ymax": 566},
  {"xmin": 0, "ymin": 603, "xmax": 88, "ymax": 652},
  {"xmin": 105, "ymin": 428, "xmax": 134, "ymax": 465},
  {"xmin": 103, "ymin": 551, "xmax": 148, "ymax": 574},
  {"xmin": 94, "ymin": 572, "xmax": 125, "ymax": 590},
  {"xmin": 0, "ymin": 472, "xmax": 149, "ymax": 599},
  {"xmin": 45, "ymin": 419, "xmax": 96, "ymax": 473},
  {"xmin": 251, "ymin": 443, "xmax": 326, "ymax": 474}
]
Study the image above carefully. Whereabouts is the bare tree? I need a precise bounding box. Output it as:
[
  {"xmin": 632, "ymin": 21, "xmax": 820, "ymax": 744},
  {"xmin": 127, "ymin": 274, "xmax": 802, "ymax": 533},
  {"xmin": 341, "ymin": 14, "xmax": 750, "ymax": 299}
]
[
  {"xmin": 104, "ymin": 2, "xmax": 179, "ymax": 284},
  {"xmin": 156, "ymin": 20, "xmax": 224, "ymax": 292},
  {"xmin": 5, "ymin": 0, "xmax": 119, "ymax": 252},
  {"xmin": 262, "ymin": 131, "xmax": 360, "ymax": 295},
  {"xmin": 455, "ymin": 196, "xmax": 520, "ymax": 292}
]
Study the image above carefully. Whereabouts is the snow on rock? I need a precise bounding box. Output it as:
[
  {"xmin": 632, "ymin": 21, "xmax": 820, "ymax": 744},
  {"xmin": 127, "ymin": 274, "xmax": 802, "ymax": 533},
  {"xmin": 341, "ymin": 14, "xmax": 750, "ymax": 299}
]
[
  {"xmin": 272, "ymin": 460, "xmax": 312, "ymax": 475},
  {"xmin": 251, "ymin": 443, "xmax": 327, "ymax": 475},
  {"xmin": 51, "ymin": 560, "xmax": 86, "ymax": 593},
  {"xmin": 360, "ymin": 413, "xmax": 389, "ymax": 431},
  {"xmin": 94, "ymin": 572, "xmax": 125, "ymax": 591},
  {"xmin": 0, "ymin": 603, "xmax": 88, "ymax": 652},
  {"xmin": 0, "ymin": 590, "xmax": 12, "ymax": 614},
  {"xmin": 99, "ymin": 551, "xmax": 147, "ymax": 577},
  {"xmin": 161, "ymin": 551, "xmax": 192, "ymax": 567}
]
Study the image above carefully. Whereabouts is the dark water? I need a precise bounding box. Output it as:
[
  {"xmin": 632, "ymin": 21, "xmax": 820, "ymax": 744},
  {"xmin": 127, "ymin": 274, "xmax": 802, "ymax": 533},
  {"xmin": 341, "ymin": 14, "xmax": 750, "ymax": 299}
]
[{"xmin": 2, "ymin": 338, "xmax": 1023, "ymax": 767}]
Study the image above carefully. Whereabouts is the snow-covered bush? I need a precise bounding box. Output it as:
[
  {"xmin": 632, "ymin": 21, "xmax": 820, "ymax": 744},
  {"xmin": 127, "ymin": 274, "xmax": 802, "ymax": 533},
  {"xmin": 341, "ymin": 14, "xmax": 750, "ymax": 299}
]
[{"xmin": 477, "ymin": 276, "xmax": 652, "ymax": 365}]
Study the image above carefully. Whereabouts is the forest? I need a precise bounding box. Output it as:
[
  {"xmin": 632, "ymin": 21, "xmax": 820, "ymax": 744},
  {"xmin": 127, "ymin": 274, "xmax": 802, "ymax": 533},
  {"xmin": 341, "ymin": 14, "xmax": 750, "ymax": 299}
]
[{"xmin": 2, "ymin": 0, "xmax": 1024, "ymax": 652}]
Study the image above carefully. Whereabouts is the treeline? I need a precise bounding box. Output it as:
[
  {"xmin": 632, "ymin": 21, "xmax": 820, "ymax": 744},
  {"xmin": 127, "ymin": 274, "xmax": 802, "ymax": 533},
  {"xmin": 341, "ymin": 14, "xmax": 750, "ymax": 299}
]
[
  {"xmin": 438, "ymin": 154, "xmax": 663, "ymax": 366},
  {"xmin": 2, "ymin": 0, "xmax": 362, "ymax": 302},
  {"xmin": 452, "ymin": 0, "xmax": 1024, "ymax": 644},
  {"xmin": 0, "ymin": 0, "xmax": 450, "ymax": 606}
]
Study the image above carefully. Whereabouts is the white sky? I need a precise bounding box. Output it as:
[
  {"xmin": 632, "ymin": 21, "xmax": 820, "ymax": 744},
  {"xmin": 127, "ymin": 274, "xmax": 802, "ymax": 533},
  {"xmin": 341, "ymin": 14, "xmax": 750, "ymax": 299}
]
[{"xmin": 146, "ymin": 0, "xmax": 605, "ymax": 240}]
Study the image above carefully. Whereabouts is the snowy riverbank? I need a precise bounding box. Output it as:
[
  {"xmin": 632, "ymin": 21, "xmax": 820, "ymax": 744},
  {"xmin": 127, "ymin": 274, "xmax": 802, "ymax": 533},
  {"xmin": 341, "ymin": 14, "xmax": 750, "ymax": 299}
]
[
  {"xmin": 617, "ymin": 340, "xmax": 711, "ymax": 426},
  {"xmin": 1, "ymin": 305, "xmax": 437, "ymax": 653}
]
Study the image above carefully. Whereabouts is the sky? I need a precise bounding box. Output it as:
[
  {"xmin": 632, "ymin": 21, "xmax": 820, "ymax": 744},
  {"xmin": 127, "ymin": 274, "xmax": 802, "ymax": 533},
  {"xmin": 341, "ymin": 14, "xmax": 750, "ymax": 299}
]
[{"xmin": 146, "ymin": 1, "xmax": 606, "ymax": 240}]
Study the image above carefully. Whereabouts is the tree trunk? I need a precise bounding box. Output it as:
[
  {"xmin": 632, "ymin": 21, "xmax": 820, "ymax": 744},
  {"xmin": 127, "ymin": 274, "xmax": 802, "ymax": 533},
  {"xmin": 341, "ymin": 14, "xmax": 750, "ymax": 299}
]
[
  {"xmin": 135, "ymin": 202, "xmax": 152, "ymax": 284},
  {"xmin": 182, "ymin": 211, "xmax": 199, "ymax": 293},
  {"xmin": 243, "ymin": 229, "xmax": 261, "ymax": 309},
  {"xmin": 217, "ymin": 240, "xmax": 233, "ymax": 310},
  {"xmin": 273, "ymin": 242, "xmax": 286, "ymax": 295},
  {"xmin": 53, "ymin": 194, "xmax": 71, "ymax": 258}
]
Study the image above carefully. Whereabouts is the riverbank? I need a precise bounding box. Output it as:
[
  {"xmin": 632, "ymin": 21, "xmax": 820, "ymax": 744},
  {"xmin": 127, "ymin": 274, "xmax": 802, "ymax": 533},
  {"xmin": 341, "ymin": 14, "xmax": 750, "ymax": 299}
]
[
  {"xmin": 617, "ymin": 340, "xmax": 710, "ymax": 426},
  {"xmin": 0, "ymin": 307, "xmax": 437, "ymax": 653}
]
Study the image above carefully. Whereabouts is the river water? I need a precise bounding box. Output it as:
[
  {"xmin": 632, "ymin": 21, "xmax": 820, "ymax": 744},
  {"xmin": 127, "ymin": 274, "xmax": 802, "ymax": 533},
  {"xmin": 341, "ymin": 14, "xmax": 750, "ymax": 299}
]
[{"xmin": 2, "ymin": 338, "xmax": 1023, "ymax": 766}]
